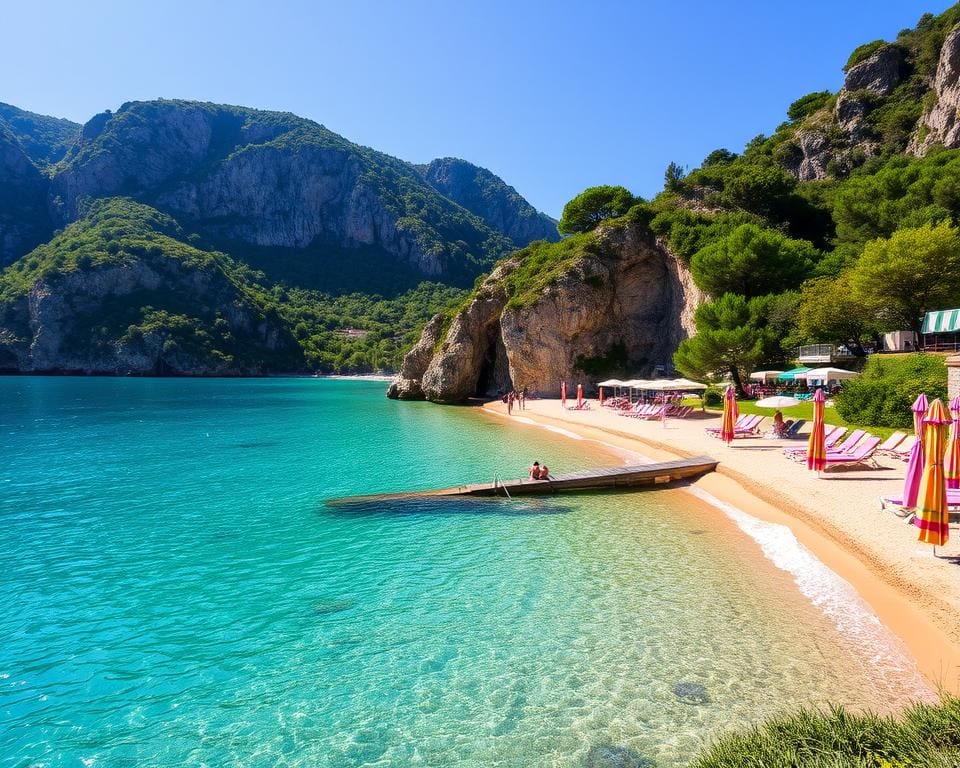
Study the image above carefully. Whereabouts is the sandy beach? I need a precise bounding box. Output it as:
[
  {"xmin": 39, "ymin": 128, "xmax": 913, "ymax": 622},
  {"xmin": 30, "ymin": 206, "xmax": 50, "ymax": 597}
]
[{"xmin": 483, "ymin": 397, "xmax": 960, "ymax": 693}]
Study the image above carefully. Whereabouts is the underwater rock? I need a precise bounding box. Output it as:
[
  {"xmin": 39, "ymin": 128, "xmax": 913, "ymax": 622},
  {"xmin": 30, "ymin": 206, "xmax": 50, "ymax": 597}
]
[
  {"xmin": 672, "ymin": 681, "xmax": 709, "ymax": 705},
  {"xmin": 584, "ymin": 745, "xmax": 656, "ymax": 768},
  {"xmin": 312, "ymin": 598, "xmax": 354, "ymax": 616}
]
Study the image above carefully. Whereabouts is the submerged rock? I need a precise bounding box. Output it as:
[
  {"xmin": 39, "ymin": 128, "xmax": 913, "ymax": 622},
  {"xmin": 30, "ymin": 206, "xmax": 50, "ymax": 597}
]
[
  {"xmin": 584, "ymin": 745, "xmax": 656, "ymax": 768},
  {"xmin": 672, "ymin": 681, "xmax": 709, "ymax": 705}
]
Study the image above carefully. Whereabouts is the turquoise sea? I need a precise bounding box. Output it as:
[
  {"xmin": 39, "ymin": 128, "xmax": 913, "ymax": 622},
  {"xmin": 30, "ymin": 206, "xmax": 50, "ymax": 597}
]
[{"xmin": 0, "ymin": 378, "xmax": 932, "ymax": 767}]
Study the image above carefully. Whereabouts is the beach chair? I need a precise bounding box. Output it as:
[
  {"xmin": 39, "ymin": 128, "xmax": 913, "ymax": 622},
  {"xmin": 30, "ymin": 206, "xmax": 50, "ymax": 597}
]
[
  {"xmin": 706, "ymin": 414, "xmax": 748, "ymax": 434},
  {"xmin": 784, "ymin": 425, "xmax": 848, "ymax": 460},
  {"xmin": 889, "ymin": 434, "xmax": 917, "ymax": 461},
  {"xmin": 636, "ymin": 405, "xmax": 666, "ymax": 420},
  {"xmin": 829, "ymin": 429, "xmax": 866, "ymax": 456},
  {"xmin": 875, "ymin": 432, "xmax": 907, "ymax": 456},
  {"xmin": 783, "ymin": 419, "xmax": 806, "ymax": 438},
  {"xmin": 823, "ymin": 436, "xmax": 881, "ymax": 470},
  {"xmin": 732, "ymin": 414, "xmax": 764, "ymax": 436}
]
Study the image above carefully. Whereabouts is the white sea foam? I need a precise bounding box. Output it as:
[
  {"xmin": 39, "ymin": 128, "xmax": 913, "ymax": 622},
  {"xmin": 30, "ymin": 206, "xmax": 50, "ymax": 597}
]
[{"xmin": 686, "ymin": 484, "xmax": 935, "ymax": 700}]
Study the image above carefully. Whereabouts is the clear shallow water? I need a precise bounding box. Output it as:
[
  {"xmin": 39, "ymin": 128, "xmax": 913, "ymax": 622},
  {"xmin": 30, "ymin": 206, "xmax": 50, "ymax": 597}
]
[{"xmin": 0, "ymin": 378, "xmax": 931, "ymax": 767}]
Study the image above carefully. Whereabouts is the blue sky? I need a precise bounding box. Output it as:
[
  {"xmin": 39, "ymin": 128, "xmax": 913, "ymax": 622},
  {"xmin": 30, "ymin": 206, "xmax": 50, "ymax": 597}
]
[{"xmin": 3, "ymin": 1, "xmax": 952, "ymax": 217}]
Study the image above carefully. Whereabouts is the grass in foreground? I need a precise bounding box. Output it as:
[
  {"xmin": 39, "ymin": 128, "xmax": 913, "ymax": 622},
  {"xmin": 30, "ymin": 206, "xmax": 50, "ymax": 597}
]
[{"xmin": 691, "ymin": 697, "xmax": 960, "ymax": 768}]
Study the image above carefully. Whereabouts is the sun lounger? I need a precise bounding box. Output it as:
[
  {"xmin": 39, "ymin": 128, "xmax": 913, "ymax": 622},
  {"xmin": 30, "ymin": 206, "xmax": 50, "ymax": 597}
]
[
  {"xmin": 706, "ymin": 414, "xmax": 748, "ymax": 433},
  {"xmin": 880, "ymin": 490, "xmax": 960, "ymax": 517},
  {"xmin": 889, "ymin": 434, "xmax": 917, "ymax": 460},
  {"xmin": 829, "ymin": 429, "xmax": 867, "ymax": 455},
  {"xmin": 733, "ymin": 414, "xmax": 764, "ymax": 435},
  {"xmin": 823, "ymin": 436, "xmax": 881, "ymax": 469},
  {"xmin": 783, "ymin": 425, "xmax": 848, "ymax": 458},
  {"xmin": 875, "ymin": 432, "xmax": 907, "ymax": 456}
]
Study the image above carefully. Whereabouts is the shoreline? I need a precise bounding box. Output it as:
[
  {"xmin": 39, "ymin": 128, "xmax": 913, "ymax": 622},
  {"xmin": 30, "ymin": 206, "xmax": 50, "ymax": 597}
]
[{"xmin": 480, "ymin": 398, "xmax": 960, "ymax": 695}]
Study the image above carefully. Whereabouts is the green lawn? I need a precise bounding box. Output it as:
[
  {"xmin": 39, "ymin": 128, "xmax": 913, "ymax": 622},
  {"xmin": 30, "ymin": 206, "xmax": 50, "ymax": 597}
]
[{"xmin": 687, "ymin": 399, "xmax": 900, "ymax": 440}]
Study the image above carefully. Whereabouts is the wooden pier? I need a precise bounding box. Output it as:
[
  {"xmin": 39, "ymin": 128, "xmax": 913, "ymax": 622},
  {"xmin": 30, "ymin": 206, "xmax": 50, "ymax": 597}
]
[{"xmin": 326, "ymin": 455, "xmax": 718, "ymax": 506}]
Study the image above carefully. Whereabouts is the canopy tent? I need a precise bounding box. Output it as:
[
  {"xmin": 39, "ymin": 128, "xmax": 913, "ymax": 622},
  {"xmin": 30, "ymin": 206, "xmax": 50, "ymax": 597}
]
[
  {"xmin": 795, "ymin": 367, "xmax": 859, "ymax": 382},
  {"xmin": 922, "ymin": 308, "xmax": 960, "ymax": 334},
  {"xmin": 749, "ymin": 370, "xmax": 784, "ymax": 381},
  {"xmin": 597, "ymin": 379, "xmax": 626, "ymax": 387},
  {"xmin": 640, "ymin": 378, "xmax": 706, "ymax": 391},
  {"xmin": 777, "ymin": 367, "xmax": 811, "ymax": 381}
]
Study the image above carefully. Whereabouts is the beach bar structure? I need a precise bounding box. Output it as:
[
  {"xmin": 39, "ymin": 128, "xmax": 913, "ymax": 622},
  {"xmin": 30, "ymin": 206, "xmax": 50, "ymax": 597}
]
[{"xmin": 923, "ymin": 308, "xmax": 960, "ymax": 351}]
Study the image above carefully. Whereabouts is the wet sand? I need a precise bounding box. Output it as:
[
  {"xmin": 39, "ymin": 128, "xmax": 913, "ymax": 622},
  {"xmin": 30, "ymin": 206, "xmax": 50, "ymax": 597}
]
[{"xmin": 483, "ymin": 398, "xmax": 960, "ymax": 693}]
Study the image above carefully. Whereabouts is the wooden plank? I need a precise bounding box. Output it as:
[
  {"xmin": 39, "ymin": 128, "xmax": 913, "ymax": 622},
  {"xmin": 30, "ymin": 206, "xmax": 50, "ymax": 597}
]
[{"xmin": 326, "ymin": 456, "xmax": 719, "ymax": 506}]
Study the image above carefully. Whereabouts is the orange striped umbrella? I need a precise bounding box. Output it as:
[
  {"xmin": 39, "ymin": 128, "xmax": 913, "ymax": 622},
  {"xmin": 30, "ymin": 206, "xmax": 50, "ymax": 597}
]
[
  {"xmin": 914, "ymin": 398, "xmax": 951, "ymax": 549},
  {"xmin": 561, "ymin": 381, "xmax": 566, "ymax": 408},
  {"xmin": 807, "ymin": 387, "xmax": 826, "ymax": 472},
  {"xmin": 720, "ymin": 385, "xmax": 737, "ymax": 445},
  {"xmin": 946, "ymin": 396, "xmax": 960, "ymax": 490},
  {"xmin": 577, "ymin": 383, "xmax": 583, "ymax": 408}
]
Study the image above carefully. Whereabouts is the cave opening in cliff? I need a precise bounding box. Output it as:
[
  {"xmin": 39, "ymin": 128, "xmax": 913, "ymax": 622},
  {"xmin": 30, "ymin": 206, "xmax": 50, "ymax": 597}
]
[{"xmin": 474, "ymin": 323, "xmax": 510, "ymax": 397}]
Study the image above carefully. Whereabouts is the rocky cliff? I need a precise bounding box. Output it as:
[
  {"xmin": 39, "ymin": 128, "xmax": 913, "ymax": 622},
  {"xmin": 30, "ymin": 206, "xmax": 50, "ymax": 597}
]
[
  {"xmin": 44, "ymin": 100, "xmax": 553, "ymax": 289},
  {"xmin": 0, "ymin": 123, "xmax": 52, "ymax": 268},
  {"xmin": 912, "ymin": 25, "xmax": 960, "ymax": 153},
  {"xmin": 0, "ymin": 199, "xmax": 302, "ymax": 375},
  {"xmin": 420, "ymin": 158, "xmax": 559, "ymax": 245},
  {"xmin": 388, "ymin": 221, "xmax": 702, "ymax": 403}
]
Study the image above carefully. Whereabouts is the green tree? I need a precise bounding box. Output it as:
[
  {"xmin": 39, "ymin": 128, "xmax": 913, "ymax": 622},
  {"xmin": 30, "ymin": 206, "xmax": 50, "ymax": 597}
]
[
  {"xmin": 795, "ymin": 272, "xmax": 878, "ymax": 354},
  {"xmin": 557, "ymin": 186, "xmax": 636, "ymax": 235},
  {"xmin": 664, "ymin": 161, "xmax": 686, "ymax": 192},
  {"xmin": 673, "ymin": 294, "xmax": 765, "ymax": 395},
  {"xmin": 702, "ymin": 148, "xmax": 737, "ymax": 167},
  {"xmin": 850, "ymin": 222, "xmax": 960, "ymax": 341},
  {"xmin": 690, "ymin": 223, "xmax": 818, "ymax": 297}
]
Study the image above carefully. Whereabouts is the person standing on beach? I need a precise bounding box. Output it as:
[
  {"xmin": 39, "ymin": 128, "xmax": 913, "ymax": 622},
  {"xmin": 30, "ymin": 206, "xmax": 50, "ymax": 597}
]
[{"xmin": 507, "ymin": 391, "xmax": 514, "ymax": 415}]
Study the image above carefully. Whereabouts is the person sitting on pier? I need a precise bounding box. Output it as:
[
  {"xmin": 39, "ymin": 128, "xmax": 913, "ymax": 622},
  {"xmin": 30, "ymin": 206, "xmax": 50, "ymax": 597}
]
[
  {"xmin": 529, "ymin": 461, "xmax": 541, "ymax": 479},
  {"xmin": 538, "ymin": 464, "xmax": 550, "ymax": 480}
]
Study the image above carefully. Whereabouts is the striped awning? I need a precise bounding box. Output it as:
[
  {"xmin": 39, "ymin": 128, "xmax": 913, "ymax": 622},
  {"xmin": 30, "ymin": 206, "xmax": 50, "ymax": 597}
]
[{"xmin": 922, "ymin": 309, "xmax": 960, "ymax": 334}]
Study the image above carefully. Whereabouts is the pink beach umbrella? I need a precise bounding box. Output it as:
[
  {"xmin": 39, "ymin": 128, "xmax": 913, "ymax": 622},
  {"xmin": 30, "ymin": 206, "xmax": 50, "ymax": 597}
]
[
  {"xmin": 560, "ymin": 381, "xmax": 567, "ymax": 408},
  {"xmin": 946, "ymin": 396, "xmax": 960, "ymax": 489},
  {"xmin": 577, "ymin": 383, "xmax": 584, "ymax": 409},
  {"xmin": 902, "ymin": 393, "xmax": 928, "ymax": 510}
]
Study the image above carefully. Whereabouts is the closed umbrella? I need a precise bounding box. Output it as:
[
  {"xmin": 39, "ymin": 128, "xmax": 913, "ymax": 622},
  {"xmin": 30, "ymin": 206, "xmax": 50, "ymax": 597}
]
[
  {"xmin": 902, "ymin": 394, "xmax": 928, "ymax": 510},
  {"xmin": 561, "ymin": 381, "xmax": 567, "ymax": 408},
  {"xmin": 946, "ymin": 396, "xmax": 960, "ymax": 490},
  {"xmin": 577, "ymin": 383, "xmax": 583, "ymax": 409},
  {"xmin": 913, "ymin": 399, "xmax": 951, "ymax": 551},
  {"xmin": 599, "ymin": 386, "xmax": 604, "ymax": 405},
  {"xmin": 807, "ymin": 388, "xmax": 826, "ymax": 473},
  {"xmin": 720, "ymin": 385, "xmax": 737, "ymax": 445}
]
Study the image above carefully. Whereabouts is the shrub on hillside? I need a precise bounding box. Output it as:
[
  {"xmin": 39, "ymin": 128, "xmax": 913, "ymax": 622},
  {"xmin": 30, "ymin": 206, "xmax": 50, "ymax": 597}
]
[{"xmin": 834, "ymin": 353, "xmax": 946, "ymax": 428}]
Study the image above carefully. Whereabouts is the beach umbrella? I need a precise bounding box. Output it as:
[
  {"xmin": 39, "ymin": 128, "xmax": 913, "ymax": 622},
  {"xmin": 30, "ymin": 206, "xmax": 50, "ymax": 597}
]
[
  {"xmin": 807, "ymin": 388, "xmax": 826, "ymax": 473},
  {"xmin": 576, "ymin": 383, "xmax": 583, "ymax": 408},
  {"xmin": 754, "ymin": 396, "xmax": 802, "ymax": 409},
  {"xmin": 913, "ymin": 398, "xmax": 951, "ymax": 551},
  {"xmin": 720, "ymin": 385, "xmax": 737, "ymax": 445},
  {"xmin": 947, "ymin": 396, "xmax": 960, "ymax": 489},
  {"xmin": 902, "ymin": 393, "xmax": 929, "ymax": 510},
  {"xmin": 561, "ymin": 381, "xmax": 567, "ymax": 408}
]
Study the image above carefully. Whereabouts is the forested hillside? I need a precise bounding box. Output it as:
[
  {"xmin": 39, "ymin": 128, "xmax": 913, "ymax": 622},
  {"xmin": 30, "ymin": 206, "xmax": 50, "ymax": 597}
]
[{"xmin": 0, "ymin": 100, "xmax": 557, "ymax": 374}]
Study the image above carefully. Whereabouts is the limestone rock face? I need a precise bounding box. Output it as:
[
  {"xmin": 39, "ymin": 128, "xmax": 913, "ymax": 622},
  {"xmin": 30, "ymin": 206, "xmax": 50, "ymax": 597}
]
[
  {"xmin": 912, "ymin": 26, "xmax": 960, "ymax": 154},
  {"xmin": 386, "ymin": 313, "xmax": 447, "ymax": 400},
  {"xmin": 834, "ymin": 91, "xmax": 872, "ymax": 144},
  {"xmin": 46, "ymin": 100, "xmax": 540, "ymax": 286},
  {"xmin": 843, "ymin": 45, "xmax": 904, "ymax": 95},
  {"xmin": 0, "ymin": 126, "xmax": 51, "ymax": 267},
  {"xmin": 0, "ymin": 258, "xmax": 297, "ymax": 375},
  {"xmin": 794, "ymin": 131, "xmax": 833, "ymax": 181},
  {"xmin": 388, "ymin": 223, "xmax": 703, "ymax": 403},
  {"xmin": 421, "ymin": 158, "xmax": 559, "ymax": 246}
]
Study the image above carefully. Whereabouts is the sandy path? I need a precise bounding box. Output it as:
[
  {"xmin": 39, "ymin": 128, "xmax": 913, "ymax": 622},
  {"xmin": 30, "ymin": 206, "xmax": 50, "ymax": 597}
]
[{"xmin": 483, "ymin": 397, "xmax": 960, "ymax": 692}]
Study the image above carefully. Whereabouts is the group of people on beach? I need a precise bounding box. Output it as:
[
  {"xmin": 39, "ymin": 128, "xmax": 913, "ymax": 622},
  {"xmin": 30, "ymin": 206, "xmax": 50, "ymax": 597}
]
[
  {"xmin": 529, "ymin": 461, "xmax": 550, "ymax": 480},
  {"xmin": 503, "ymin": 389, "xmax": 527, "ymax": 415}
]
